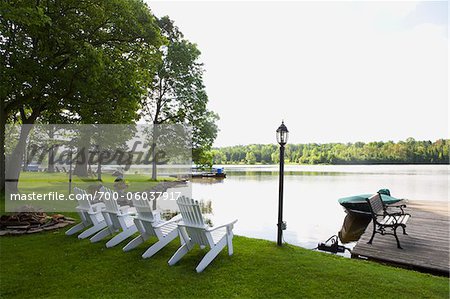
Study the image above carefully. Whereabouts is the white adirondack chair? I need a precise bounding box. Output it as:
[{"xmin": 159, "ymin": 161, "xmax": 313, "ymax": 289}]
[
  {"xmin": 168, "ymin": 196, "xmax": 237, "ymax": 273},
  {"xmin": 65, "ymin": 187, "xmax": 107, "ymax": 239},
  {"xmin": 122, "ymin": 193, "xmax": 182, "ymax": 258},
  {"xmin": 90, "ymin": 186, "xmax": 138, "ymax": 248}
]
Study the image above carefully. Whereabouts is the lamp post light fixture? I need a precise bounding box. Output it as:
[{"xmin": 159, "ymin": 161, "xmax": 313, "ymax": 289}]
[{"xmin": 276, "ymin": 121, "xmax": 289, "ymax": 246}]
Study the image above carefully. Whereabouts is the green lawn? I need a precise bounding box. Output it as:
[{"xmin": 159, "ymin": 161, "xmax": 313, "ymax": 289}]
[
  {"xmin": 1, "ymin": 215, "xmax": 448, "ymax": 298},
  {"xmin": 3, "ymin": 172, "xmax": 175, "ymax": 212},
  {"xmin": 16, "ymin": 172, "xmax": 175, "ymax": 194}
]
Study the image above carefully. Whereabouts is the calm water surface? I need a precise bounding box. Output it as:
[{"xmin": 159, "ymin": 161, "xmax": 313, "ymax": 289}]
[{"xmin": 187, "ymin": 165, "xmax": 449, "ymax": 252}]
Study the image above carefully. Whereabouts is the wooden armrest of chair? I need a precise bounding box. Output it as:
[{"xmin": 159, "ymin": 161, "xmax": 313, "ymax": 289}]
[
  {"xmin": 153, "ymin": 214, "xmax": 182, "ymax": 228},
  {"xmin": 89, "ymin": 202, "xmax": 105, "ymax": 213},
  {"xmin": 168, "ymin": 214, "xmax": 182, "ymax": 222},
  {"xmin": 206, "ymin": 219, "xmax": 238, "ymax": 232},
  {"xmin": 119, "ymin": 205, "xmax": 130, "ymax": 212},
  {"xmin": 390, "ymin": 204, "xmax": 406, "ymax": 214},
  {"xmin": 177, "ymin": 221, "xmax": 207, "ymax": 229},
  {"xmin": 119, "ymin": 206, "xmax": 137, "ymax": 216}
]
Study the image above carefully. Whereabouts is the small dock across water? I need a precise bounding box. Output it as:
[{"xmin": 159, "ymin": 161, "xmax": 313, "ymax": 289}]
[{"xmin": 351, "ymin": 200, "xmax": 449, "ymax": 275}]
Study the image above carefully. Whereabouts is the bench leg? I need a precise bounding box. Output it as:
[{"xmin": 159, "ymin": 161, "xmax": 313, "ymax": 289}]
[
  {"xmin": 227, "ymin": 233, "xmax": 234, "ymax": 256},
  {"xmin": 90, "ymin": 227, "xmax": 113, "ymax": 243},
  {"xmin": 123, "ymin": 235, "xmax": 144, "ymax": 252},
  {"xmin": 367, "ymin": 223, "xmax": 376, "ymax": 244},
  {"xmin": 394, "ymin": 226, "xmax": 402, "ymax": 249},
  {"xmin": 78, "ymin": 222, "xmax": 107, "ymax": 239},
  {"xmin": 401, "ymin": 224, "xmax": 407, "ymax": 235},
  {"xmin": 106, "ymin": 226, "xmax": 137, "ymax": 248},
  {"xmin": 66, "ymin": 222, "xmax": 86, "ymax": 236},
  {"xmin": 142, "ymin": 236, "xmax": 172, "ymax": 259},
  {"xmin": 196, "ymin": 244, "xmax": 223, "ymax": 273},
  {"xmin": 168, "ymin": 242, "xmax": 191, "ymax": 266}
]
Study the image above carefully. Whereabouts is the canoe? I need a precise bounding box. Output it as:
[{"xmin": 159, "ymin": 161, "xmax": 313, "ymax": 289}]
[{"xmin": 338, "ymin": 192, "xmax": 401, "ymax": 215}]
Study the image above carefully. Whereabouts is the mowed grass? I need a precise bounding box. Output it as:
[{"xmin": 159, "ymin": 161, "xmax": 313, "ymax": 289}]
[
  {"xmin": 0, "ymin": 211, "xmax": 448, "ymax": 298},
  {"xmin": 16, "ymin": 172, "xmax": 174, "ymax": 194},
  {"xmin": 3, "ymin": 172, "xmax": 175, "ymax": 212}
]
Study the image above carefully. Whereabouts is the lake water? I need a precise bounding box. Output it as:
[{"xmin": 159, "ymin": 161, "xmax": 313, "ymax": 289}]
[{"xmin": 187, "ymin": 165, "xmax": 449, "ymax": 253}]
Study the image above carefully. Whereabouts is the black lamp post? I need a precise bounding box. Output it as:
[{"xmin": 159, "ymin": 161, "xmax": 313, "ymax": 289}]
[
  {"xmin": 68, "ymin": 149, "xmax": 73, "ymax": 195},
  {"xmin": 276, "ymin": 121, "xmax": 289, "ymax": 246}
]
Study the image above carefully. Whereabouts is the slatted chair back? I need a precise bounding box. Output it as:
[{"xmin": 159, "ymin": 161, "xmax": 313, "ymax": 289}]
[
  {"xmin": 99, "ymin": 186, "xmax": 123, "ymax": 230},
  {"xmin": 176, "ymin": 196, "xmax": 210, "ymax": 247},
  {"xmin": 177, "ymin": 196, "xmax": 206, "ymax": 227},
  {"xmin": 131, "ymin": 193, "xmax": 155, "ymax": 222},
  {"xmin": 367, "ymin": 193, "xmax": 386, "ymax": 217},
  {"xmin": 74, "ymin": 187, "xmax": 92, "ymax": 210},
  {"xmin": 100, "ymin": 186, "xmax": 120, "ymax": 214}
]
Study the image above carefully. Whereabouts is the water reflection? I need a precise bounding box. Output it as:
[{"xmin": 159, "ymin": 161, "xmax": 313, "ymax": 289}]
[
  {"xmin": 227, "ymin": 170, "xmax": 346, "ymax": 177},
  {"xmin": 189, "ymin": 178, "xmax": 225, "ymax": 185},
  {"xmin": 338, "ymin": 213, "xmax": 371, "ymax": 243}
]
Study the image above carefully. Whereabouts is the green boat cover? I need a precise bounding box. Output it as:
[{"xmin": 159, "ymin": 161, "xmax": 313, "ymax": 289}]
[
  {"xmin": 338, "ymin": 193, "xmax": 401, "ymax": 205},
  {"xmin": 338, "ymin": 189, "xmax": 402, "ymax": 214}
]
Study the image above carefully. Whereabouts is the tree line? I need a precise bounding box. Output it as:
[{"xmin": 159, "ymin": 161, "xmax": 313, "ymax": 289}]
[{"xmin": 210, "ymin": 138, "xmax": 449, "ymax": 165}]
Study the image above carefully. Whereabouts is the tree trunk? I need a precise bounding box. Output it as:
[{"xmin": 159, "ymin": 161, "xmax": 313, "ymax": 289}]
[
  {"xmin": 97, "ymin": 146, "xmax": 102, "ymax": 181},
  {"xmin": 48, "ymin": 145, "xmax": 55, "ymax": 173},
  {"xmin": 151, "ymin": 125, "xmax": 158, "ymax": 210},
  {"xmin": 72, "ymin": 146, "xmax": 89, "ymax": 177},
  {"xmin": 151, "ymin": 142, "xmax": 157, "ymax": 180},
  {"xmin": 151, "ymin": 124, "xmax": 158, "ymax": 180},
  {"xmin": 47, "ymin": 126, "xmax": 55, "ymax": 173},
  {"xmin": 22, "ymin": 146, "xmax": 28, "ymax": 172},
  {"xmin": 5, "ymin": 124, "xmax": 33, "ymax": 193},
  {"xmin": 0, "ymin": 100, "xmax": 5, "ymax": 194},
  {"xmin": 3, "ymin": 105, "xmax": 41, "ymax": 194},
  {"xmin": 73, "ymin": 131, "xmax": 90, "ymax": 177}
]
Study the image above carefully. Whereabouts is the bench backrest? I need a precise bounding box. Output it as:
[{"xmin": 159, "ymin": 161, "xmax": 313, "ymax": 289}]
[
  {"xmin": 74, "ymin": 187, "xmax": 92, "ymax": 210},
  {"xmin": 99, "ymin": 186, "xmax": 120, "ymax": 213},
  {"xmin": 366, "ymin": 193, "xmax": 385, "ymax": 216},
  {"xmin": 177, "ymin": 196, "xmax": 205, "ymax": 227},
  {"xmin": 131, "ymin": 193, "xmax": 155, "ymax": 222},
  {"xmin": 176, "ymin": 196, "xmax": 210, "ymax": 246}
]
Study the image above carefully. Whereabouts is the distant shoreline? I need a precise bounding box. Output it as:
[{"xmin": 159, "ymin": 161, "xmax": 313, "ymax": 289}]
[
  {"xmin": 211, "ymin": 139, "xmax": 449, "ymax": 165},
  {"xmin": 214, "ymin": 162, "xmax": 450, "ymax": 166}
]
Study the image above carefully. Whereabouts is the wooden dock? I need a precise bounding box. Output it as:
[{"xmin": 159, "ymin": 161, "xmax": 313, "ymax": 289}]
[{"xmin": 351, "ymin": 200, "xmax": 449, "ymax": 275}]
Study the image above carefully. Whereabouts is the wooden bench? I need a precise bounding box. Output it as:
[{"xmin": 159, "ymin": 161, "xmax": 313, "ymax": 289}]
[{"xmin": 366, "ymin": 193, "xmax": 411, "ymax": 249}]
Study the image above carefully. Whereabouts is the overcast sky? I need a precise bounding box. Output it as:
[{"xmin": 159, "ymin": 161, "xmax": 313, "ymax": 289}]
[{"xmin": 148, "ymin": 1, "xmax": 448, "ymax": 147}]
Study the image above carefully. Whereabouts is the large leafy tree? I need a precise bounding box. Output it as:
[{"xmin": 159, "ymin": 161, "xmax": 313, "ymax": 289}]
[
  {"xmin": 141, "ymin": 16, "xmax": 219, "ymax": 178},
  {"xmin": 1, "ymin": 0, "xmax": 163, "ymax": 191}
]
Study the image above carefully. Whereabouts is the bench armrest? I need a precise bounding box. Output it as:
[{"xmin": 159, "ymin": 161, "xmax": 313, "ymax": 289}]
[
  {"xmin": 389, "ymin": 204, "xmax": 406, "ymax": 208},
  {"xmin": 89, "ymin": 203, "xmax": 105, "ymax": 214},
  {"xmin": 153, "ymin": 214, "xmax": 182, "ymax": 228},
  {"xmin": 177, "ymin": 221, "xmax": 207, "ymax": 229},
  {"xmin": 389, "ymin": 204, "xmax": 406, "ymax": 214},
  {"xmin": 119, "ymin": 206, "xmax": 137, "ymax": 216},
  {"xmin": 206, "ymin": 219, "xmax": 238, "ymax": 232}
]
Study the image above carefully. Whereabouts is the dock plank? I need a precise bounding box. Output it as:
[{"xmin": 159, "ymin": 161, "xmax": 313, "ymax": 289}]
[{"xmin": 351, "ymin": 200, "xmax": 449, "ymax": 275}]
